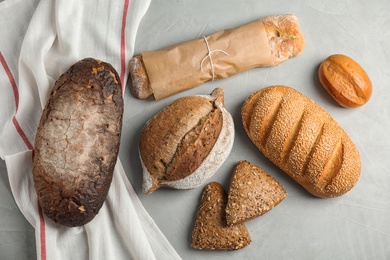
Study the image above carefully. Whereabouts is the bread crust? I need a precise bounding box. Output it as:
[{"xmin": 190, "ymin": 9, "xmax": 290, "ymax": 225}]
[
  {"xmin": 129, "ymin": 14, "xmax": 304, "ymax": 99},
  {"xmin": 262, "ymin": 14, "xmax": 305, "ymax": 65},
  {"xmin": 129, "ymin": 55, "xmax": 153, "ymax": 99},
  {"xmin": 242, "ymin": 86, "xmax": 361, "ymax": 197},
  {"xmin": 33, "ymin": 58, "xmax": 123, "ymax": 226}
]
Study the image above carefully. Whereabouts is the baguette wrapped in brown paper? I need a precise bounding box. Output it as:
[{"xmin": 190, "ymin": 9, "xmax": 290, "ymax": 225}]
[{"xmin": 129, "ymin": 14, "xmax": 305, "ymax": 100}]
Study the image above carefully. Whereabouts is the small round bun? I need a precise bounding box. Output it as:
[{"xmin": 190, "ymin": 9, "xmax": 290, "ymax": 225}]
[{"xmin": 318, "ymin": 54, "xmax": 372, "ymax": 108}]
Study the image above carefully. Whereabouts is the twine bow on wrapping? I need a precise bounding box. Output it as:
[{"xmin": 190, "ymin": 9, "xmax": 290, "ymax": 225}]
[{"xmin": 200, "ymin": 36, "xmax": 229, "ymax": 81}]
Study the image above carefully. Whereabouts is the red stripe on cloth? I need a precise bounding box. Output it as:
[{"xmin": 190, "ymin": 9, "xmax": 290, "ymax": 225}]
[
  {"xmin": 0, "ymin": 52, "xmax": 34, "ymax": 150},
  {"xmin": 12, "ymin": 116, "xmax": 34, "ymax": 150},
  {"xmin": 0, "ymin": 52, "xmax": 19, "ymax": 110},
  {"xmin": 120, "ymin": 0, "xmax": 131, "ymax": 94},
  {"xmin": 37, "ymin": 201, "xmax": 47, "ymax": 260}
]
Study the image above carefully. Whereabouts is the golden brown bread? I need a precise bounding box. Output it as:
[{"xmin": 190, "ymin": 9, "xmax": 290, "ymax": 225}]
[
  {"xmin": 191, "ymin": 182, "xmax": 252, "ymax": 251},
  {"xmin": 318, "ymin": 54, "xmax": 372, "ymax": 108},
  {"xmin": 242, "ymin": 85, "xmax": 361, "ymax": 198},
  {"xmin": 129, "ymin": 14, "xmax": 305, "ymax": 99},
  {"xmin": 225, "ymin": 160, "xmax": 287, "ymax": 226},
  {"xmin": 139, "ymin": 88, "xmax": 234, "ymax": 193},
  {"xmin": 33, "ymin": 58, "xmax": 123, "ymax": 226},
  {"xmin": 262, "ymin": 14, "xmax": 305, "ymax": 65}
]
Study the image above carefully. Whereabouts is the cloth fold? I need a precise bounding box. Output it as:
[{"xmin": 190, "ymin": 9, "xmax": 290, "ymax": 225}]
[
  {"xmin": 5, "ymin": 151, "xmax": 179, "ymax": 259},
  {"xmin": 0, "ymin": 0, "xmax": 181, "ymax": 259}
]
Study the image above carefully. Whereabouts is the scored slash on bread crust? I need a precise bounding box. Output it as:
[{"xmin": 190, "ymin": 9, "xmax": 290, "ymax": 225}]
[
  {"xmin": 225, "ymin": 160, "xmax": 287, "ymax": 226},
  {"xmin": 191, "ymin": 182, "xmax": 252, "ymax": 251},
  {"xmin": 241, "ymin": 85, "xmax": 361, "ymax": 198}
]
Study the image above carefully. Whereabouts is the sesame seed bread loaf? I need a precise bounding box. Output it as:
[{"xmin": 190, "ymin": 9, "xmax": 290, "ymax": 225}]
[
  {"xmin": 191, "ymin": 182, "xmax": 252, "ymax": 250},
  {"xmin": 33, "ymin": 58, "xmax": 123, "ymax": 226},
  {"xmin": 241, "ymin": 85, "xmax": 361, "ymax": 197}
]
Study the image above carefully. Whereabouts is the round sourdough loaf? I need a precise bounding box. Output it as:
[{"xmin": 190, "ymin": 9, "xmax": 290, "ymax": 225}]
[
  {"xmin": 139, "ymin": 88, "xmax": 234, "ymax": 194},
  {"xmin": 33, "ymin": 58, "xmax": 123, "ymax": 227}
]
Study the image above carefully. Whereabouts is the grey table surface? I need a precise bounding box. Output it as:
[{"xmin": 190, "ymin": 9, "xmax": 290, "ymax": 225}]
[{"xmin": 1, "ymin": 0, "xmax": 390, "ymax": 259}]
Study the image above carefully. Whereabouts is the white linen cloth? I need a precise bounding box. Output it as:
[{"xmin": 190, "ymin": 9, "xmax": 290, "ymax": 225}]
[{"xmin": 0, "ymin": 0, "xmax": 181, "ymax": 259}]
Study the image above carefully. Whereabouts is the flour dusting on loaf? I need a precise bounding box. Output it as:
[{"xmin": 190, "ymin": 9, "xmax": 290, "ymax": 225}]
[
  {"xmin": 33, "ymin": 58, "xmax": 123, "ymax": 226},
  {"xmin": 263, "ymin": 14, "xmax": 305, "ymax": 65}
]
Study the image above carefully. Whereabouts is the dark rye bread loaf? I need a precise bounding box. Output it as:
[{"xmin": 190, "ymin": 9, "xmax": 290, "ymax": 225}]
[
  {"xmin": 242, "ymin": 86, "xmax": 361, "ymax": 198},
  {"xmin": 32, "ymin": 58, "xmax": 123, "ymax": 227}
]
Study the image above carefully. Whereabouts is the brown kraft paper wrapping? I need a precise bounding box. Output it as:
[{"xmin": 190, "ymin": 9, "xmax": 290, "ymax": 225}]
[{"xmin": 142, "ymin": 19, "xmax": 274, "ymax": 100}]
